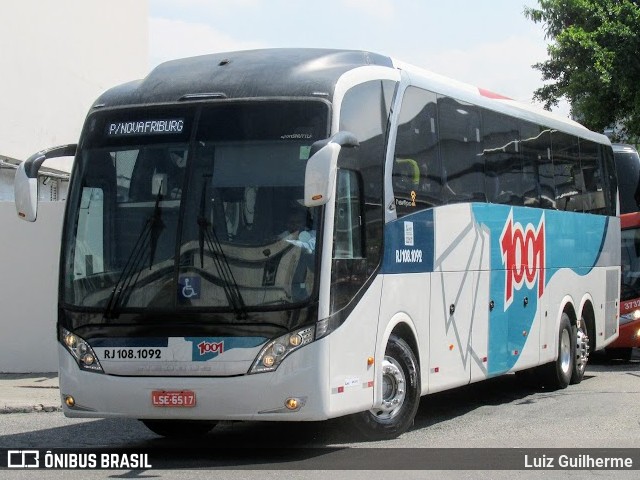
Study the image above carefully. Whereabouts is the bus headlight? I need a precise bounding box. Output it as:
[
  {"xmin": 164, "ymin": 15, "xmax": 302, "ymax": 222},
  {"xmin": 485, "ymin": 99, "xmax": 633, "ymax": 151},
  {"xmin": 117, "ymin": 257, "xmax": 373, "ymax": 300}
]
[
  {"xmin": 60, "ymin": 327, "xmax": 103, "ymax": 373},
  {"xmin": 620, "ymin": 309, "xmax": 640, "ymax": 325},
  {"xmin": 249, "ymin": 326, "xmax": 314, "ymax": 374}
]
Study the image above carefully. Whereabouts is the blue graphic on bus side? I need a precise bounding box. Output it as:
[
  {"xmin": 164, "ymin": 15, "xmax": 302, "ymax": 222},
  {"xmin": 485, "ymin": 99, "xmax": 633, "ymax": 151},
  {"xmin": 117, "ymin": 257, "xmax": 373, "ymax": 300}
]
[
  {"xmin": 381, "ymin": 209, "xmax": 434, "ymax": 274},
  {"xmin": 471, "ymin": 204, "xmax": 608, "ymax": 374}
]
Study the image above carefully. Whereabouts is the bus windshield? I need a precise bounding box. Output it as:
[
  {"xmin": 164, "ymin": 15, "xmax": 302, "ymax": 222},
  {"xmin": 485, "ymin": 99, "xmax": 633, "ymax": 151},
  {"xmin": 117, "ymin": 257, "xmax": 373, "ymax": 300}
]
[
  {"xmin": 62, "ymin": 101, "xmax": 328, "ymax": 313},
  {"xmin": 613, "ymin": 146, "xmax": 640, "ymax": 214}
]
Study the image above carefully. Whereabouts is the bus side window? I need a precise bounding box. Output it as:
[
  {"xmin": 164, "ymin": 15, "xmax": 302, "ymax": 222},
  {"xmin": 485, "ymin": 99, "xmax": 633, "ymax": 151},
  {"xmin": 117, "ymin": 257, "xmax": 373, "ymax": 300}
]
[
  {"xmin": 578, "ymin": 139, "xmax": 606, "ymax": 214},
  {"xmin": 437, "ymin": 96, "xmax": 484, "ymax": 203},
  {"xmin": 551, "ymin": 131, "xmax": 581, "ymax": 212},
  {"xmin": 481, "ymin": 109, "xmax": 523, "ymax": 206},
  {"xmin": 520, "ymin": 122, "xmax": 554, "ymax": 209},
  {"xmin": 392, "ymin": 86, "xmax": 442, "ymax": 216},
  {"xmin": 334, "ymin": 169, "xmax": 364, "ymax": 259},
  {"xmin": 329, "ymin": 167, "xmax": 368, "ymax": 315},
  {"xmin": 74, "ymin": 187, "xmax": 105, "ymax": 279}
]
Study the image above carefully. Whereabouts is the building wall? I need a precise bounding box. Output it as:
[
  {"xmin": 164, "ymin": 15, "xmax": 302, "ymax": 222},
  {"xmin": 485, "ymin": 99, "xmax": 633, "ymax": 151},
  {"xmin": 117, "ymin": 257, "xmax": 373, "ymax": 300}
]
[
  {"xmin": 0, "ymin": 0, "xmax": 148, "ymax": 372},
  {"xmin": 0, "ymin": 0, "xmax": 149, "ymax": 171},
  {"xmin": 0, "ymin": 203, "xmax": 64, "ymax": 372}
]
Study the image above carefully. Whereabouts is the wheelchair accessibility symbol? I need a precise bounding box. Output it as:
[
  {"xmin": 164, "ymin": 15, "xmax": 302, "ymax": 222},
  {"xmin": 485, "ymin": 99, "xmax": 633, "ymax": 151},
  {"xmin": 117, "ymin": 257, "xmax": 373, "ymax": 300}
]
[{"xmin": 179, "ymin": 276, "xmax": 201, "ymax": 301}]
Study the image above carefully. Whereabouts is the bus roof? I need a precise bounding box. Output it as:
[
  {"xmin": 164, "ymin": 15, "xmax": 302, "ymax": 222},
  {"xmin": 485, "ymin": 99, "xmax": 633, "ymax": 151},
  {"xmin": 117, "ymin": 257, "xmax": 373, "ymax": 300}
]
[
  {"xmin": 92, "ymin": 48, "xmax": 609, "ymax": 146},
  {"xmin": 93, "ymin": 48, "xmax": 393, "ymax": 108}
]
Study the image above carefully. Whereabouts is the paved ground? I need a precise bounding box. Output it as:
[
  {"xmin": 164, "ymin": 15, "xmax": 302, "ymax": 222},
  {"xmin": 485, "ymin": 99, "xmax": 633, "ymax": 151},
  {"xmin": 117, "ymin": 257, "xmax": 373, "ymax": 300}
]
[{"xmin": 0, "ymin": 373, "xmax": 60, "ymax": 413}]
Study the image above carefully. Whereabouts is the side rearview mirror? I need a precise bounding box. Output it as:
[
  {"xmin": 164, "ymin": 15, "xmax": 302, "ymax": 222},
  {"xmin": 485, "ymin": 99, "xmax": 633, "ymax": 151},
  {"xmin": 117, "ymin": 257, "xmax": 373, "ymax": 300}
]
[
  {"xmin": 15, "ymin": 144, "xmax": 77, "ymax": 222},
  {"xmin": 304, "ymin": 132, "xmax": 359, "ymax": 207}
]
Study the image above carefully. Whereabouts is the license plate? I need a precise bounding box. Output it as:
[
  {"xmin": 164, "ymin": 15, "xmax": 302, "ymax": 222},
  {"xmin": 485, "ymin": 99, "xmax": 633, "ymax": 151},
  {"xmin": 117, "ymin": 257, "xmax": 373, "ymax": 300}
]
[{"xmin": 151, "ymin": 390, "xmax": 196, "ymax": 407}]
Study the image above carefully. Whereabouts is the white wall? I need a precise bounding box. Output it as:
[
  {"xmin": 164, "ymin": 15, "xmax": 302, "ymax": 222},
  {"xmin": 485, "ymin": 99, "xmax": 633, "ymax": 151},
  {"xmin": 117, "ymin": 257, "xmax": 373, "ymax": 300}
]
[
  {"xmin": 0, "ymin": 203, "xmax": 64, "ymax": 372},
  {"xmin": 0, "ymin": 0, "xmax": 148, "ymax": 372},
  {"xmin": 0, "ymin": 0, "xmax": 149, "ymax": 171}
]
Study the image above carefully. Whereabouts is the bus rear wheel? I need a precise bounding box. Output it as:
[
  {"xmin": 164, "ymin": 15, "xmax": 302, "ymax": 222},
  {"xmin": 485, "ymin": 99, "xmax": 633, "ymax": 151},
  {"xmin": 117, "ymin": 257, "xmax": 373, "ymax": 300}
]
[
  {"xmin": 570, "ymin": 316, "xmax": 589, "ymax": 384},
  {"xmin": 350, "ymin": 334, "xmax": 420, "ymax": 440},
  {"xmin": 141, "ymin": 419, "xmax": 218, "ymax": 438},
  {"xmin": 540, "ymin": 313, "xmax": 574, "ymax": 389}
]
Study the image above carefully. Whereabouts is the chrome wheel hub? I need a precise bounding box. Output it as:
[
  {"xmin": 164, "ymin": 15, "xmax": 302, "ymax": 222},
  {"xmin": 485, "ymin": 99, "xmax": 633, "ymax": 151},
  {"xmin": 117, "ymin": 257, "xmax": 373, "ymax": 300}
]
[
  {"xmin": 371, "ymin": 356, "xmax": 406, "ymax": 420},
  {"xmin": 560, "ymin": 328, "xmax": 572, "ymax": 374},
  {"xmin": 575, "ymin": 320, "xmax": 589, "ymax": 373}
]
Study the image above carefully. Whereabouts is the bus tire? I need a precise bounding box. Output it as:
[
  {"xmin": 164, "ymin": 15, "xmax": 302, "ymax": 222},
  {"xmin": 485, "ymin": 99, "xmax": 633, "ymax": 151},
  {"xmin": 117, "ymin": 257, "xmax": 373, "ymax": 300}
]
[
  {"xmin": 350, "ymin": 334, "xmax": 420, "ymax": 440},
  {"xmin": 570, "ymin": 316, "xmax": 589, "ymax": 384},
  {"xmin": 141, "ymin": 419, "xmax": 217, "ymax": 438},
  {"xmin": 541, "ymin": 313, "xmax": 574, "ymax": 389}
]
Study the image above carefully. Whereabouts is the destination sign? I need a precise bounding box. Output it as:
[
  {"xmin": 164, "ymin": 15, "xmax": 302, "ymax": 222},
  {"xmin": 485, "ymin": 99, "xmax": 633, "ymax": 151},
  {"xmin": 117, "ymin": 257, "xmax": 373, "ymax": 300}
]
[{"xmin": 106, "ymin": 119, "xmax": 184, "ymax": 137}]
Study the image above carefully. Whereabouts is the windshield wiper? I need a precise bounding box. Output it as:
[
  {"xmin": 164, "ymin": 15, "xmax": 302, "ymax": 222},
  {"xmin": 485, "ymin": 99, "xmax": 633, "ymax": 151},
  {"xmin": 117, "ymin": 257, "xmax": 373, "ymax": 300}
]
[
  {"xmin": 104, "ymin": 185, "xmax": 165, "ymax": 319},
  {"xmin": 198, "ymin": 180, "xmax": 247, "ymax": 319}
]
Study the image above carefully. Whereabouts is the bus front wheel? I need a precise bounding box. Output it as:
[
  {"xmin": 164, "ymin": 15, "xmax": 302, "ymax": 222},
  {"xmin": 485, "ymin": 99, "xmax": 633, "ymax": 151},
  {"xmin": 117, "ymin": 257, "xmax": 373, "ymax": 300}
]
[
  {"xmin": 141, "ymin": 419, "xmax": 218, "ymax": 438},
  {"xmin": 350, "ymin": 334, "xmax": 420, "ymax": 440}
]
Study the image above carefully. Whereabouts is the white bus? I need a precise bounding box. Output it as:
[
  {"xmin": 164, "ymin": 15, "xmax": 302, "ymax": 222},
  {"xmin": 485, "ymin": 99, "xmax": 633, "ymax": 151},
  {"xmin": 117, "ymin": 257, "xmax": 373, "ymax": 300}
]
[{"xmin": 15, "ymin": 49, "xmax": 620, "ymax": 440}]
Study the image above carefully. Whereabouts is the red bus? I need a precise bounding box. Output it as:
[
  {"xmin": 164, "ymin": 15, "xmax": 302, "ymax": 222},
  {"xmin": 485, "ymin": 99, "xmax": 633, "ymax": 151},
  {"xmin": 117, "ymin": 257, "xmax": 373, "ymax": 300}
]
[
  {"xmin": 611, "ymin": 144, "xmax": 640, "ymax": 360},
  {"xmin": 612, "ymin": 212, "xmax": 640, "ymax": 360}
]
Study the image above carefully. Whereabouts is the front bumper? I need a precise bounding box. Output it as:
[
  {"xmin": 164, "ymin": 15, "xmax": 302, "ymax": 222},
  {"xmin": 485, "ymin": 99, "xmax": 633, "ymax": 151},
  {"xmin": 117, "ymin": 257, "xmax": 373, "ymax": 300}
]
[{"xmin": 58, "ymin": 340, "xmax": 331, "ymax": 421}]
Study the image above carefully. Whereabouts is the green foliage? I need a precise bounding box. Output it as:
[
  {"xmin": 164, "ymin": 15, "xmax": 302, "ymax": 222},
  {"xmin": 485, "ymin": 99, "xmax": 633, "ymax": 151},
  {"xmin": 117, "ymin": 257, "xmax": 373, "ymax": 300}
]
[{"xmin": 525, "ymin": 0, "xmax": 640, "ymax": 139}]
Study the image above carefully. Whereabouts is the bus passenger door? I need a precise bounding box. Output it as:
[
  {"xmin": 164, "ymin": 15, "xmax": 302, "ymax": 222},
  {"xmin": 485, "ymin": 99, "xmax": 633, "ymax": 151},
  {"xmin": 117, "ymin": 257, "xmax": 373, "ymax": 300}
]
[
  {"xmin": 428, "ymin": 204, "xmax": 493, "ymax": 391},
  {"xmin": 429, "ymin": 271, "xmax": 475, "ymax": 392}
]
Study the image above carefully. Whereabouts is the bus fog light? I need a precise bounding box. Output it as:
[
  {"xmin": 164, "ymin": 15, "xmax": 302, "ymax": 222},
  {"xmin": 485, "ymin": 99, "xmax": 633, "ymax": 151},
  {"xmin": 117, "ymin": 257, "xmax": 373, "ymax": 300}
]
[
  {"xmin": 285, "ymin": 398, "xmax": 300, "ymax": 410},
  {"xmin": 64, "ymin": 395, "xmax": 75, "ymax": 408},
  {"xmin": 249, "ymin": 326, "xmax": 315, "ymax": 374}
]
